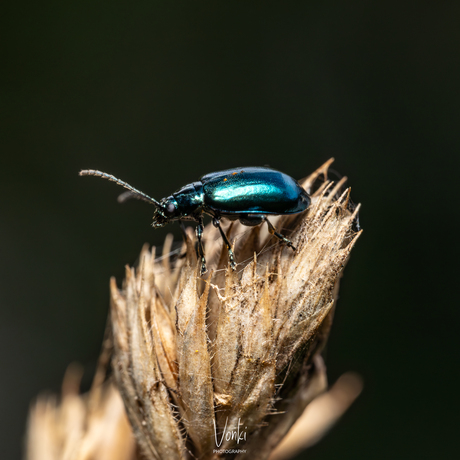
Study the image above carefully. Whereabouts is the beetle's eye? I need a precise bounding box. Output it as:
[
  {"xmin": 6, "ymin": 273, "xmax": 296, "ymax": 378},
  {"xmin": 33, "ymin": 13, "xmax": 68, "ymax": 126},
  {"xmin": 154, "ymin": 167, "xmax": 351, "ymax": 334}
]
[{"xmin": 165, "ymin": 203, "xmax": 176, "ymax": 215}]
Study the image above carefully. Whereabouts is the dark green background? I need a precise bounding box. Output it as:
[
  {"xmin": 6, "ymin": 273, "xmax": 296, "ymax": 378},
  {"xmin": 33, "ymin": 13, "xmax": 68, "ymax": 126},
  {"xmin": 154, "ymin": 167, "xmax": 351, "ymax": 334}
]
[{"xmin": 1, "ymin": 2, "xmax": 458, "ymax": 459}]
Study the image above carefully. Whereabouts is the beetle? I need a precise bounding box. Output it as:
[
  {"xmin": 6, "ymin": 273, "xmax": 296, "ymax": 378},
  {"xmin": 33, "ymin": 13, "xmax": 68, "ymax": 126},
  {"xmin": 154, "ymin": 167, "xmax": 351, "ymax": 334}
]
[{"xmin": 79, "ymin": 167, "xmax": 311, "ymax": 274}]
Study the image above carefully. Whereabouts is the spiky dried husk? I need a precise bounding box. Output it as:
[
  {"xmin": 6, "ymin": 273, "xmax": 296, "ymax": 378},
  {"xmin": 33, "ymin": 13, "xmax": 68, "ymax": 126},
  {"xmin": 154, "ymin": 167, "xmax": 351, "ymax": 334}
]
[
  {"xmin": 25, "ymin": 366, "xmax": 136, "ymax": 460},
  {"xmin": 109, "ymin": 159, "xmax": 361, "ymax": 460}
]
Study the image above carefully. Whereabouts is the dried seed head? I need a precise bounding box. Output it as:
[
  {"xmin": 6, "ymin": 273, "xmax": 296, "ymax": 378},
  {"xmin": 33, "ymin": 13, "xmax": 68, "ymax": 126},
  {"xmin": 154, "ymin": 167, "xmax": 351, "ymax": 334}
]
[{"xmin": 109, "ymin": 159, "xmax": 362, "ymax": 459}]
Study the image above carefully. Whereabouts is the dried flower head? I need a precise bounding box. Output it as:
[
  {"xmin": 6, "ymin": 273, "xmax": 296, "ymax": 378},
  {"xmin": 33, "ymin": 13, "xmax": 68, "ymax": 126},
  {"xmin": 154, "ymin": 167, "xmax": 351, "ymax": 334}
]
[{"xmin": 109, "ymin": 159, "xmax": 362, "ymax": 459}]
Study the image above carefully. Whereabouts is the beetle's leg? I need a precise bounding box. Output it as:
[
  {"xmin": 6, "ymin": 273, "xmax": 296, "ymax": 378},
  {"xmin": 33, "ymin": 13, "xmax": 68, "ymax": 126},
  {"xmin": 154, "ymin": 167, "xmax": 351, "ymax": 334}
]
[
  {"xmin": 195, "ymin": 217, "xmax": 207, "ymax": 275},
  {"xmin": 179, "ymin": 220, "xmax": 187, "ymax": 239},
  {"xmin": 264, "ymin": 217, "xmax": 296, "ymax": 251},
  {"xmin": 213, "ymin": 217, "xmax": 236, "ymax": 271},
  {"xmin": 177, "ymin": 220, "xmax": 187, "ymax": 259}
]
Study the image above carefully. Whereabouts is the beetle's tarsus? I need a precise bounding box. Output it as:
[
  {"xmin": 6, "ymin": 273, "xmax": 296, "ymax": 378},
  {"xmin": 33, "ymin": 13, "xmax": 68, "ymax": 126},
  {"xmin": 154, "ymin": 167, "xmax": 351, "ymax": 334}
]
[{"xmin": 227, "ymin": 248, "xmax": 236, "ymax": 271}]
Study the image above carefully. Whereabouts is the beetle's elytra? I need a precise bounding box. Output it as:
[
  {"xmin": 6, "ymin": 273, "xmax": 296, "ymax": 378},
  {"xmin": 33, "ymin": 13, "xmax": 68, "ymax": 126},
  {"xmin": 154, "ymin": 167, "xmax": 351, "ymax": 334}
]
[{"xmin": 79, "ymin": 167, "xmax": 311, "ymax": 274}]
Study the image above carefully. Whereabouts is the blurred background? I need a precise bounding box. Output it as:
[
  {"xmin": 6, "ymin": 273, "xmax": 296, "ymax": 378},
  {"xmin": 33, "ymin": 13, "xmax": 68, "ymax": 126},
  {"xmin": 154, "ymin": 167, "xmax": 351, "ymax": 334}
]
[{"xmin": 1, "ymin": 1, "xmax": 458, "ymax": 459}]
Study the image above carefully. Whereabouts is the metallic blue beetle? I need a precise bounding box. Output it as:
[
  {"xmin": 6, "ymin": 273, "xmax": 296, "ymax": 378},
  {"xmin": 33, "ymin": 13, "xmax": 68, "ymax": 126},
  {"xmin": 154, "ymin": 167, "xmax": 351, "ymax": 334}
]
[{"xmin": 80, "ymin": 167, "xmax": 311, "ymax": 274}]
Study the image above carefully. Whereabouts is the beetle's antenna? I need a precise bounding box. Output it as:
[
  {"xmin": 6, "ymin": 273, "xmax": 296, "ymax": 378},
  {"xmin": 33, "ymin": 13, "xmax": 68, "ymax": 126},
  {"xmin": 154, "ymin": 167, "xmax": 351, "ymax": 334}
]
[
  {"xmin": 79, "ymin": 169, "xmax": 162, "ymax": 207},
  {"xmin": 117, "ymin": 190, "xmax": 156, "ymax": 205}
]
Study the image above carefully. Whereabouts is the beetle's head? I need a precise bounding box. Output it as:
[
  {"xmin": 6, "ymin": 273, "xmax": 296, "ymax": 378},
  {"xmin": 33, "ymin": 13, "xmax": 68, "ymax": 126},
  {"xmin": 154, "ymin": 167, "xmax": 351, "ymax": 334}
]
[{"xmin": 152, "ymin": 196, "xmax": 180, "ymax": 228}]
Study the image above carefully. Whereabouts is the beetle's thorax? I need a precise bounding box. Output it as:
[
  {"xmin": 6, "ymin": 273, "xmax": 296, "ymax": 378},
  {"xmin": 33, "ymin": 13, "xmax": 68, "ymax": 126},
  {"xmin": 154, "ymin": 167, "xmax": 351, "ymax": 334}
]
[
  {"xmin": 173, "ymin": 182, "xmax": 204, "ymax": 214},
  {"xmin": 152, "ymin": 181, "xmax": 204, "ymax": 227}
]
